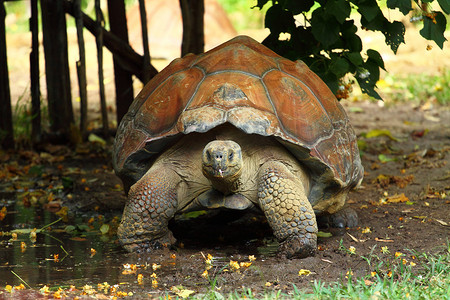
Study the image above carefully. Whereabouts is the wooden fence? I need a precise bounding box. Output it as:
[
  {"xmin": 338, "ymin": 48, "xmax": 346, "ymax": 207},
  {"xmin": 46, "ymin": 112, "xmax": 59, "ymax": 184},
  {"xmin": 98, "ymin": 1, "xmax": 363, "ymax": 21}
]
[{"xmin": 0, "ymin": 0, "xmax": 204, "ymax": 149}]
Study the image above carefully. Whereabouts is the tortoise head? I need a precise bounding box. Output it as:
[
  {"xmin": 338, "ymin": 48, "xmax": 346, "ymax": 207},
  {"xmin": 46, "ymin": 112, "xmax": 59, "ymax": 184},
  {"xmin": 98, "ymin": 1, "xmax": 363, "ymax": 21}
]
[{"xmin": 202, "ymin": 140, "xmax": 243, "ymax": 194}]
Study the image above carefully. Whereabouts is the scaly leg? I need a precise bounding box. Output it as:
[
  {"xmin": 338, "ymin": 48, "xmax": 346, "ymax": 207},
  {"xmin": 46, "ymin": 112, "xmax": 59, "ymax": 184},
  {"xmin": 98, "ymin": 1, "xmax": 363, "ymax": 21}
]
[
  {"xmin": 258, "ymin": 161, "xmax": 317, "ymax": 258},
  {"xmin": 118, "ymin": 166, "xmax": 179, "ymax": 252}
]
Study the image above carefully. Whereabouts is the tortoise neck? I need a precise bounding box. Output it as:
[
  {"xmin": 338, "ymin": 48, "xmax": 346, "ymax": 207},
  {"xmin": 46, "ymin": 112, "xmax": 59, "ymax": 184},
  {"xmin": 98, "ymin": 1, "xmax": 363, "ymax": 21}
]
[{"xmin": 206, "ymin": 170, "xmax": 242, "ymax": 195}]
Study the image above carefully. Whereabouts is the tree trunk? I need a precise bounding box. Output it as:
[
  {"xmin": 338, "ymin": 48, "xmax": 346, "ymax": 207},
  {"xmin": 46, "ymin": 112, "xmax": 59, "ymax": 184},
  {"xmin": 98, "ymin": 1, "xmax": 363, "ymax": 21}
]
[
  {"xmin": 179, "ymin": 0, "xmax": 204, "ymax": 56},
  {"xmin": 107, "ymin": 0, "xmax": 134, "ymax": 125},
  {"xmin": 41, "ymin": 0, "xmax": 74, "ymax": 138},
  {"xmin": 0, "ymin": 1, "xmax": 14, "ymax": 149}
]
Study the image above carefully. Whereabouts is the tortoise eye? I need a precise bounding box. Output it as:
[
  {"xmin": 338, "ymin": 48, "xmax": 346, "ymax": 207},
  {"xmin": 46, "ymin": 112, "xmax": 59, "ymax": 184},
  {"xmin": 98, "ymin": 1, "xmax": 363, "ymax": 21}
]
[
  {"xmin": 228, "ymin": 152, "xmax": 234, "ymax": 160},
  {"xmin": 206, "ymin": 151, "xmax": 212, "ymax": 161}
]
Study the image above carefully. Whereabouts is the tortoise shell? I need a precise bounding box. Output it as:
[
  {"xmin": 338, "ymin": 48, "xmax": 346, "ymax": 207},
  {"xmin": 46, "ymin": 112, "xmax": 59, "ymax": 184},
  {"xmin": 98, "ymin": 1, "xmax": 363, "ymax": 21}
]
[{"xmin": 113, "ymin": 36, "xmax": 363, "ymax": 208}]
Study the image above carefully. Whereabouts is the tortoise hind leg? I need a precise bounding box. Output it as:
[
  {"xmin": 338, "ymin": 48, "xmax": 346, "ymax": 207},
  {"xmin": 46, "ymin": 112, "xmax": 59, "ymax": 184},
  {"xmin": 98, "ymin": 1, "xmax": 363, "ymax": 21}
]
[
  {"xmin": 118, "ymin": 166, "xmax": 179, "ymax": 253},
  {"xmin": 258, "ymin": 161, "xmax": 317, "ymax": 258}
]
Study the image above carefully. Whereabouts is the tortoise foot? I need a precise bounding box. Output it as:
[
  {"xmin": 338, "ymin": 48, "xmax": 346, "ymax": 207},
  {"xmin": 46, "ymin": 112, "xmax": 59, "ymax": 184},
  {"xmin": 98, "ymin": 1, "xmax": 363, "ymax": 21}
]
[
  {"xmin": 318, "ymin": 207, "xmax": 358, "ymax": 229},
  {"xmin": 122, "ymin": 231, "xmax": 176, "ymax": 253},
  {"xmin": 279, "ymin": 234, "xmax": 317, "ymax": 259}
]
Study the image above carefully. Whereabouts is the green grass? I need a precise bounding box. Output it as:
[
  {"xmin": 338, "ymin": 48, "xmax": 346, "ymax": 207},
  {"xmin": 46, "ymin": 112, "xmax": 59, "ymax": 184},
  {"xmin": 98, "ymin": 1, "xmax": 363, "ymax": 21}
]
[
  {"xmin": 194, "ymin": 243, "xmax": 450, "ymax": 299},
  {"xmin": 380, "ymin": 68, "xmax": 450, "ymax": 105}
]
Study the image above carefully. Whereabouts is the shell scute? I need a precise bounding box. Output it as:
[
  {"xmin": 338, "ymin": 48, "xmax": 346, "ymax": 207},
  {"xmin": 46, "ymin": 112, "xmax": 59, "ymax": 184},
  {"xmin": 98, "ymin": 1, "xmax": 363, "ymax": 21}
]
[
  {"xmin": 188, "ymin": 72, "xmax": 273, "ymax": 113},
  {"xmin": 135, "ymin": 67, "xmax": 204, "ymax": 136},
  {"xmin": 195, "ymin": 44, "xmax": 279, "ymax": 76},
  {"xmin": 114, "ymin": 35, "xmax": 363, "ymax": 198},
  {"xmin": 263, "ymin": 70, "xmax": 332, "ymax": 144},
  {"xmin": 278, "ymin": 59, "xmax": 347, "ymax": 126}
]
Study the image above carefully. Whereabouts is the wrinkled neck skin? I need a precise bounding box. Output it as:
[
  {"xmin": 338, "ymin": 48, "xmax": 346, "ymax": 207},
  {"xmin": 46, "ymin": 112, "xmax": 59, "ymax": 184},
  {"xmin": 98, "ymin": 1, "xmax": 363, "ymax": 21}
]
[{"xmin": 204, "ymin": 169, "xmax": 242, "ymax": 195}]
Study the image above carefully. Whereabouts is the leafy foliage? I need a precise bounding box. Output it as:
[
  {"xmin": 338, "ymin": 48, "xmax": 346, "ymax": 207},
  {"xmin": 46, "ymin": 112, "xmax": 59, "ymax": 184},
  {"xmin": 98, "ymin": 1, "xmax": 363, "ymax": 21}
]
[{"xmin": 255, "ymin": 0, "xmax": 448, "ymax": 100}]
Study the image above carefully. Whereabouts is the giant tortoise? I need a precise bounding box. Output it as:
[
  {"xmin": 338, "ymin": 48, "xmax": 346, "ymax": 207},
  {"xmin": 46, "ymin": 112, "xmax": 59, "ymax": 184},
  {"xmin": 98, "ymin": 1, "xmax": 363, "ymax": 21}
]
[{"xmin": 113, "ymin": 36, "xmax": 363, "ymax": 258}]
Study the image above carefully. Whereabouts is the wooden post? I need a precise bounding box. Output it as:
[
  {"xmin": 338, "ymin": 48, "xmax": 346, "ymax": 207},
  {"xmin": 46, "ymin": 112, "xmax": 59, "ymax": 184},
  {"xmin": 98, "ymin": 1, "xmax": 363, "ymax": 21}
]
[
  {"xmin": 62, "ymin": 0, "xmax": 158, "ymax": 85},
  {"xmin": 179, "ymin": 0, "xmax": 204, "ymax": 56},
  {"xmin": 107, "ymin": 0, "xmax": 134, "ymax": 124},
  {"xmin": 95, "ymin": 0, "xmax": 109, "ymax": 136},
  {"xmin": 41, "ymin": 0, "xmax": 74, "ymax": 137},
  {"xmin": 30, "ymin": 0, "xmax": 41, "ymax": 144},
  {"xmin": 138, "ymin": 0, "xmax": 151, "ymax": 83},
  {"xmin": 0, "ymin": 0, "xmax": 14, "ymax": 149},
  {"xmin": 74, "ymin": 0, "xmax": 88, "ymax": 138}
]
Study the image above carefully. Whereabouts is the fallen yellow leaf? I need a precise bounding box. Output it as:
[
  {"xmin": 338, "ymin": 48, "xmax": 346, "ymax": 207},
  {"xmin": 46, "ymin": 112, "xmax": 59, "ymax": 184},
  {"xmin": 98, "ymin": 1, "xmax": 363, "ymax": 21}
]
[
  {"xmin": 386, "ymin": 193, "xmax": 409, "ymax": 203},
  {"xmin": 298, "ymin": 269, "xmax": 311, "ymax": 276}
]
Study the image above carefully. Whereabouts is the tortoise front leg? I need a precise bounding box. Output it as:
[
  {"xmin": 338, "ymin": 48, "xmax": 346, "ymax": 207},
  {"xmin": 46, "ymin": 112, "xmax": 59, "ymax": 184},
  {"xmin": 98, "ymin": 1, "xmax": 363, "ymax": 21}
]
[
  {"xmin": 258, "ymin": 161, "xmax": 317, "ymax": 258},
  {"xmin": 118, "ymin": 166, "xmax": 179, "ymax": 253}
]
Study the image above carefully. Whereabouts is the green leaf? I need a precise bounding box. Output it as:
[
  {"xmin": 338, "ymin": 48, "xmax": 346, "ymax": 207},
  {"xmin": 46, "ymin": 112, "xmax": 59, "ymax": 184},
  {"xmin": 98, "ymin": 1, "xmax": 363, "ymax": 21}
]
[
  {"xmin": 384, "ymin": 21, "xmax": 405, "ymax": 53},
  {"xmin": 386, "ymin": 0, "xmax": 412, "ymax": 15},
  {"xmin": 100, "ymin": 224, "xmax": 110, "ymax": 235},
  {"xmin": 265, "ymin": 4, "xmax": 296, "ymax": 34},
  {"xmin": 365, "ymin": 129, "xmax": 399, "ymax": 141},
  {"xmin": 367, "ymin": 49, "xmax": 385, "ymax": 70},
  {"xmin": 311, "ymin": 9, "xmax": 340, "ymax": 47},
  {"xmin": 62, "ymin": 176, "xmax": 73, "ymax": 189},
  {"xmin": 437, "ymin": 0, "xmax": 450, "ymax": 14},
  {"xmin": 378, "ymin": 154, "xmax": 396, "ymax": 163},
  {"xmin": 282, "ymin": 0, "xmax": 315, "ymax": 15},
  {"xmin": 358, "ymin": 0, "xmax": 382, "ymax": 22},
  {"xmin": 356, "ymin": 60, "xmax": 381, "ymax": 100},
  {"xmin": 11, "ymin": 228, "xmax": 42, "ymax": 234},
  {"xmin": 317, "ymin": 231, "xmax": 333, "ymax": 238},
  {"xmin": 254, "ymin": 0, "xmax": 270, "ymax": 9},
  {"xmin": 346, "ymin": 52, "xmax": 364, "ymax": 66},
  {"xmin": 329, "ymin": 57, "xmax": 350, "ymax": 77},
  {"xmin": 177, "ymin": 210, "xmax": 208, "ymax": 221},
  {"xmin": 65, "ymin": 225, "xmax": 76, "ymax": 233},
  {"xmin": 29, "ymin": 165, "xmax": 43, "ymax": 176},
  {"xmin": 326, "ymin": 0, "xmax": 351, "ymax": 24},
  {"xmin": 420, "ymin": 12, "xmax": 447, "ymax": 49}
]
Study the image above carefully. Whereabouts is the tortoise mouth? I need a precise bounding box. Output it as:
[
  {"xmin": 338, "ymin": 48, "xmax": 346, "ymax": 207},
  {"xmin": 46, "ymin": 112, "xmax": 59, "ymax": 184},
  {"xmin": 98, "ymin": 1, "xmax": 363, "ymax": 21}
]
[{"xmin": 203, "ymin": 163, "xmax": 243, "ymax": 178}]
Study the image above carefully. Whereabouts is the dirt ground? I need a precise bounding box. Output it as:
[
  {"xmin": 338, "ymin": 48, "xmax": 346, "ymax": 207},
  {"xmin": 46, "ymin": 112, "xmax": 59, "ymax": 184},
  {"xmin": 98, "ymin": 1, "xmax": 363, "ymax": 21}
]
[{"xmin": 1, "ymin": 99, "xmax": 449, "ymax": 299}]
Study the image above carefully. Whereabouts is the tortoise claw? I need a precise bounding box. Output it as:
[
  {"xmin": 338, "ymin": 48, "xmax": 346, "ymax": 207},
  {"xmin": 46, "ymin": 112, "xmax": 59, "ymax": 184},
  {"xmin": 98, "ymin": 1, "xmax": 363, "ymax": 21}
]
[
  {"xmin": 278, "ymin": 235, "xmax": 317, "ymax": 259},
  {"xmin": 121, "ymin": 231, "xmax": 176, "ymax": 253}
]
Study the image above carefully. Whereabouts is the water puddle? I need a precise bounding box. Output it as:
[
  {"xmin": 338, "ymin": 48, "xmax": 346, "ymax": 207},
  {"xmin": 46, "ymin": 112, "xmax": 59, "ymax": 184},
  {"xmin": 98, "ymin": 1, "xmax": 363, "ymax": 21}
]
[{"xmin": 0, "ymin": 194, "xmax": 279, "ymax": 298}]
